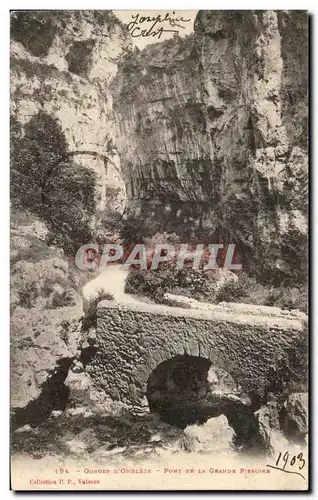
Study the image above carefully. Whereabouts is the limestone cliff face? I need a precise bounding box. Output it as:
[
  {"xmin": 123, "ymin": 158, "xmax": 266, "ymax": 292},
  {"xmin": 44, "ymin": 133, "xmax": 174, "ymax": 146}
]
[
  {"xmin": 112, "ymin": 10, "xmax": 308, "ymax": 282},
  {"xmin": 10, "ymin": 10, "xmax": 308, "ymax": 282},
  {"xmin": 10, "ymin": 10, "xmax": 131, "ymax": 217}
]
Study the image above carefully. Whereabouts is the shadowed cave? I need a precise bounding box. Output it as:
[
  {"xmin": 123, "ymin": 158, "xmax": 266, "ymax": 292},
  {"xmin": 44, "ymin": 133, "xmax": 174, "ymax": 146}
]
[{"xmin": 146, "ymin": 355, "xmax": 266, "ymax": 450}]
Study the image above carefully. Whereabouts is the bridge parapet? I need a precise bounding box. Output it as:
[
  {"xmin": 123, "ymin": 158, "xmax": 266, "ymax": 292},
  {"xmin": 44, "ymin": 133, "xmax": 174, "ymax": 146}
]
[{"xmin": 93, "ymin": 300, "xmax": 307, "ymax": 411}]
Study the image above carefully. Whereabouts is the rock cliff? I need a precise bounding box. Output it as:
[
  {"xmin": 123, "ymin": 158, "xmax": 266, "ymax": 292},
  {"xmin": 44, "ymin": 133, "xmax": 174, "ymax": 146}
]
[
  {"xmin": 112, "ymin": 10, "xmax": 308, "ymax": 283},
  {"xmin": 10, "ymin": 10, "xmax": 130, "ymax": 218},
  {"xmin": 10, "ymin": 10, "xmax": 308, "ymax": 282}
]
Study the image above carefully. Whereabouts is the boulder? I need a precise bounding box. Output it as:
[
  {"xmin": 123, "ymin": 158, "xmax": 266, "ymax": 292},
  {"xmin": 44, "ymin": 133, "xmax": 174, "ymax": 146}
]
[
  {"xmin": 282, "ymin": 392, "xmax": 308, "ymax": 440},
  {"xmin": 182, "ymin": 415, "xmax": 235, "ymax": 454},
  {"xmin": 65, "ymin": 370, "xmax": 109, "ymax": 412},
  {"xmin": 254, "ymin": 395, "xmax": 289, "ymax": 455}
]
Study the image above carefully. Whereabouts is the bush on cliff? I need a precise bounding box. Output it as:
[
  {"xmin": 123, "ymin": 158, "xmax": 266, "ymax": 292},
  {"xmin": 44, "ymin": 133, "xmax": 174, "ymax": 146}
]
[
  {"xmin": 10, "ymin": 256, "xmax": 78, "ymax": 311},
  {"xmin": 119, "ymin": 215, "xmax": 148, "ymax": 245},
  {"xmin": 11, "ymin": 11, "xmax": 58, "ymax": 57},
  {"xmin": 124, "ymin": 230, "xmax": 308, "ymax": 312},
  {"xmin": 43, "ymin": 160, "xmax": 96, "ymax": 253},
  {"xmin": 125, "ymin": 265, "xmax": 252, "ymax": 304},
  {"xmin": 11, "ymin": 112, "xmax": 96, "ymax": 253},
  {"xmin": 82, "ymin": 289, "xmax": 114, "ymax": 331}
]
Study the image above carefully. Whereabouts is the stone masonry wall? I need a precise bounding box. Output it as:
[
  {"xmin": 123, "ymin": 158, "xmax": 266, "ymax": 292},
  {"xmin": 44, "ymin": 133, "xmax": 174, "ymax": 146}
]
[{"xmin": 92, "ymin": 300, "xmax": 307, "ymax": 411}]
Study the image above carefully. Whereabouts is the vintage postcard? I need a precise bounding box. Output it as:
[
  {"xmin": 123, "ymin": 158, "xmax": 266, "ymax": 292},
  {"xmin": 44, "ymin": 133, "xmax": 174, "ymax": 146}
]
[{"xmin": 10, "ymin": 10, "xmax": 309, "ymax": 491}]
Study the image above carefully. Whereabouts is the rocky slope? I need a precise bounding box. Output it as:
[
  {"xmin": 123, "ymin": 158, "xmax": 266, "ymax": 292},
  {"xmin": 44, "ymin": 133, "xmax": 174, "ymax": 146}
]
[
  {"xmin": 112, "ymin": 10, "xmax": 308, "ymax": 283},
  {"xmin": 10, "ymin": 210, "xmax": 84, "ymax": 416}
]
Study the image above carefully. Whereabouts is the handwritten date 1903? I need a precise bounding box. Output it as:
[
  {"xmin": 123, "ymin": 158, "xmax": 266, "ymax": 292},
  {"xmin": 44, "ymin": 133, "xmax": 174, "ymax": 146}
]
[{"xmin": 267, "ymin": 451, "xmax": 306, "ymax": 480}]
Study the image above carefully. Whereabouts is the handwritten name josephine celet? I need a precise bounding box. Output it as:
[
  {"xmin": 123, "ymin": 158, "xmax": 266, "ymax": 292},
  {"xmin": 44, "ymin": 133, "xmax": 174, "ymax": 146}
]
[{"xmin": 126, "ymin": 12, "xmax": 191, "ymax": 39}]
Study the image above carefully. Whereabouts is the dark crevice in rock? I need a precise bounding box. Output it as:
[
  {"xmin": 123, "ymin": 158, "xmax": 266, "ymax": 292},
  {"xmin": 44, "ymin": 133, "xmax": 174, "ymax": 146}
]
[
  {"xmin": 66, "ymin": 39, "xmax": 95, "ymax": 77},
  {"xmin": 11, "ymin": 358, "xmax": 72, "ymax": 430},
  {"xmin": 80, "ymin": 345, "xmax": 98, "ymax": 367},
  {"xmin": 11, "ymin": 331, "xmax": 101, "ymax": 431},
  {"xmin": 224, "ymin": 406, "xmax": 267, "ymax": 453}
]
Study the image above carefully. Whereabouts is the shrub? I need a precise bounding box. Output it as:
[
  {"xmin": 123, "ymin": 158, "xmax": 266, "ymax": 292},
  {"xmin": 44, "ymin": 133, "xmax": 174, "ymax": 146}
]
[
  {"xmin": 264, "ymin": 285, "xmax": 308, "ymax": 313},
  {"xmin": 10, "ymin": 111, "xmax": 97, "ymax": 253},
  {"xmin": 10, "ymin": 253, "xmax": 79, "ymax": 311},
  {"xmin": 43, "ymin": 161, "xmax": 96, "ymax": 253},
  {"xmin": 150, "ymin": 232, "xmax": 181, "ymax": 246},
  {"xmin": 48, "ymin": 288, "xmax": 79, "ymax": 309},
  {"xmin": 82, "ymin": 290, "xmax": 114, "ymax": 331},
  {"xmin": 125, "ymin": 264, "xmax": 222, "ymax": 304},
  {"xmin": 10, "ymin": 232, "xmax": 56, "ymax": 266},
  {"xmin": 214, "ymin": 273, "xmax": 258, "ymax": 303},
  {"xmin": 124, "ymin": 235, "xmax": 243, "ymax": 304},
  {"xmin": 11, "ymin": 112, "xmax": 68, "ymax": 211},
  {"xmin": 120, "ymin": 215, "xmax": 147, "ymax": 245},
  {"xmin": 126, "ymin": 261, "xmax": 308, "ymax": 312},
  {"xmin": 15, "ymin": 281, "xmax": 40, "ymax": 309}
]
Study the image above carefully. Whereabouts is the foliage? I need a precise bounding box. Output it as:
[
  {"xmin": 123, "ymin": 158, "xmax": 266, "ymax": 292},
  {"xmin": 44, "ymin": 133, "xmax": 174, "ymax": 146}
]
[
  {"xmin": 264, "ymin": 285, "xmax": 308, "ymax": 313},
  {"xmin": 213, "ymin": 273, "xmax": 258, "ymax": 303},
  {"xmin": 44, "ymin": 161, "xmax": 96, "ymax": 253},
  {"xmin": 15, "ymin": 281, "xmax": 40, "ymax": 309},
  {"xmin": 126, "ymin": 265, "xmax": 220, "ymax": 303},
  {"xmin": 49, "ymin": 289, "xmax": 79, "ymax": 309},
  {"xmin": 11, "ymin": 257, "xmax": 72, "ymax": 311},
  {"xmin": 11, "ymin": 112, "xmax": 68, "ymax": 211},
  {"xmin": 82, "ymin": 290, "xmax": 114, "ymax": 331},
  {"xmin": 150, "ymin": 232, "xmax": 181, "ymax": 246},
  {"xmin": 124, "ymin": 232, "xmax": 308, "ymax": 312}
]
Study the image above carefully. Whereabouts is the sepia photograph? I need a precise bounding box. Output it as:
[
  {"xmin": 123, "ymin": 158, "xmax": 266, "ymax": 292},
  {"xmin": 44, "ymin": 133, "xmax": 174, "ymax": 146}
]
[{"xmin": 9, "ymin": 9, "xmax": 309, "ymax": 491}]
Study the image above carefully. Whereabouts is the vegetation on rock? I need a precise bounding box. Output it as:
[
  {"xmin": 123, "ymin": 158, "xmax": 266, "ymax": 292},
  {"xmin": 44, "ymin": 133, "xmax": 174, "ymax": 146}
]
[{"xmin": 11, "ymin": 111, "xmax": 96, "ymax": 253}]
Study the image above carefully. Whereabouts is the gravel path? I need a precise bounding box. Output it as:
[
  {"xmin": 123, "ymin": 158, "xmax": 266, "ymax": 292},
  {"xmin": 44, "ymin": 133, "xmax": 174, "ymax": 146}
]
[{"xmin": 82, "ymin": 264, "xmax": 142, "ymax": 305}]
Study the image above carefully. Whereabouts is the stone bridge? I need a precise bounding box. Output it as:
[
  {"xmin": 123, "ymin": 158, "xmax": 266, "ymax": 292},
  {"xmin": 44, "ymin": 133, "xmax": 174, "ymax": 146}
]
[{"xmin": 91, "ymin": 300, "xmax": 307, "ymax": 415}]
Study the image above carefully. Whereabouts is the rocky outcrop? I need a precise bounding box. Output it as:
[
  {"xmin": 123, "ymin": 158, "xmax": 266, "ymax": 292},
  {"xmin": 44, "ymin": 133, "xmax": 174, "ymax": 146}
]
[
  {"xmin": 10, "ymin": 212, "xmax": 85, "ymax": 419},
  {"xmin": 254, "ymin": 392, "xmax": 308, "ymax": 454},
  {"xmin": 112, "ymin": 10, "xmax": 308, "ymax": 283},
  {"xmin": 65, "ymin": 370, "xmax": 115, "ymax": 416},
  {"xmin": 282, "ymin": 392, "xmax": 308, "ymax": 442},
  {"xmin": 11, "ymin": 303, "xmax": 83, "ymax": 412},
  {"xmin": 254, "ymin": 395, "xmax": 289, "ymax": 455}
]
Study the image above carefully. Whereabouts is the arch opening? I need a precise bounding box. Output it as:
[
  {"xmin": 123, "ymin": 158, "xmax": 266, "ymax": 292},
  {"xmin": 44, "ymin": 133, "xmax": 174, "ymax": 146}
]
[
  {"xmin": 146, "ymin": 355, "xmax": 241, "ymax": 428},
  {"xmin": 146, "ymin": 355, "xmax": 267, "ymax": 451}
]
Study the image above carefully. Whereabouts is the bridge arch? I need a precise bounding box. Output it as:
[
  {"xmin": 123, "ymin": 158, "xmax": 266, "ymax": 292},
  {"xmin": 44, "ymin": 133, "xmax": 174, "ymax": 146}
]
[{"xmin": 146, "ymin": 354, "xmax": 238, "ymax": 427}]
